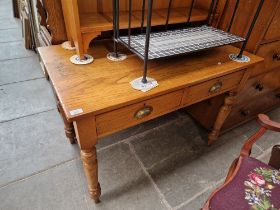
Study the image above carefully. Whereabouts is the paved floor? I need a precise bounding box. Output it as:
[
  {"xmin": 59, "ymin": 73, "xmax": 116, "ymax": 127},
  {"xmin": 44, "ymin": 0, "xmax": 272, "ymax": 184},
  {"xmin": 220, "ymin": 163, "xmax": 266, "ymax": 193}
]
[{"xmin": 1, "ymin": 1, "xmax": 280, "ymax": 210}]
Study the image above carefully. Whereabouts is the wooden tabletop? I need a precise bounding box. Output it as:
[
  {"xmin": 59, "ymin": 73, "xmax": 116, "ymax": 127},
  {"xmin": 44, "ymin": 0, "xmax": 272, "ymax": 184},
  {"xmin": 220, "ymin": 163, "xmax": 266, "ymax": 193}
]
[{"xmin": 38, "ymin": 41, "xmax": 263, "ymax": 122}]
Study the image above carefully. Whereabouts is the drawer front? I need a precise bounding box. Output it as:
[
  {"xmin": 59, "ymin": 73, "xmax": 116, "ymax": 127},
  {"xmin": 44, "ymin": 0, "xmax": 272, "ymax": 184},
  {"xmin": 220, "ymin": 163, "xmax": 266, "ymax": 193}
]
[
  {"xmin": 223, "ymin": 89, "xmax": 280, "ymax": 130},
  {"xmin": 237, "ymin": 69, "xmax": 280, "ymax": 103},
  {"xmin": 264, "ymin": 7, "xmax": 280, "ymax": 41},
  {"xmin": 252, "ymin": 41, "xmax": 280, "ymax": 76},
  {"xmin": 96, "ymin": 90, "xmax": 183, "ymax": 136},
  {"xmin": 182, "ymin": 70, "xmax": 244, "ymax": 106}
]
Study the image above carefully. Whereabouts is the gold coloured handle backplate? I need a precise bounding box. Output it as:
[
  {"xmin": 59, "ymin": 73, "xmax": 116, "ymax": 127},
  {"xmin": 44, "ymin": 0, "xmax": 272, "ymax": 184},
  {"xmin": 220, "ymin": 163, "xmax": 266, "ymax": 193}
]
[
  {"xmin": 209, "ymin": 81, "xmax": 223, "ymax": 94},
  {"xmin": 134, "ymin": 106, "xmax": 153, "ymax": 119}
]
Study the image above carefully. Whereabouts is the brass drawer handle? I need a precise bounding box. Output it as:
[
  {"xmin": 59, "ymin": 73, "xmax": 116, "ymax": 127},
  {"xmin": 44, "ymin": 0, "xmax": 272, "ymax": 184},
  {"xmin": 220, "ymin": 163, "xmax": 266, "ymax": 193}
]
[
  {"xmin": 134, "ymin": 106, "xmax": 153, "ymax": 119},
  {"xmin": 255, "ymin": 83, "xmax": 264, "ymax": 91},
  {"xmin": 241, "ymin": 109, "xmax": 251, "ymax": 117},
  {"xmin": 273, "ymin": 54, "xmax": 280, "ymax": 61},
  {"xmin": 209, "ymin": 81, "xmax": 223, "ymax": 94}
]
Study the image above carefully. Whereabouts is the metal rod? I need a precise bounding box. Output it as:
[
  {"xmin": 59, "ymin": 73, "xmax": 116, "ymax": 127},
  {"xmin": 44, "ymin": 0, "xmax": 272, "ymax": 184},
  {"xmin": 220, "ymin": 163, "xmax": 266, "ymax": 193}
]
[
  {"xmin": 209, "ymin": 0, "xmax": 219, "ymax": 25},
  {"xmin": 142, "ymin": 0, "xmax": 153, "ymax": 84},
  {"xmin": 187, "ymin": 0, "xmax": 195, "ymax": 23},
  {"xmin": 128, "ymin": 0, "xmax": 132, "ymax": 47},
  {"xmin": 112, "ymin": 0, "xmax": 118, "ymax": 56},
  {"xmin": 165, "ymin": 0, "xmax": 172, "ymax": 30},
  {"xmin": 207, "ymin": 0, "xmax": 215, "ymax": 25},
  {"xmin": 227, "ymin": 0, "xmax": 240, "ymax": 32},
  {"xmin": 238, "ymin": 0, "xmax": 265, "ymax": 58},
  {"xmin": 116, "ymin": 0, "xmax": 120, "ymax": 39},
  {"xmin": 141, "ymin": 0, "xmax": 146, "ymax": 33}
]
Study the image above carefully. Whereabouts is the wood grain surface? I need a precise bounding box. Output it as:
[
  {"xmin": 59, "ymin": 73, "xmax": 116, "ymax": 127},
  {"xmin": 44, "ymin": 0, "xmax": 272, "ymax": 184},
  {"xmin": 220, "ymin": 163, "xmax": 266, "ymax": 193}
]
[{"xmin": 38, "ymin": 42, "xmax": 263, "ymax": 122}]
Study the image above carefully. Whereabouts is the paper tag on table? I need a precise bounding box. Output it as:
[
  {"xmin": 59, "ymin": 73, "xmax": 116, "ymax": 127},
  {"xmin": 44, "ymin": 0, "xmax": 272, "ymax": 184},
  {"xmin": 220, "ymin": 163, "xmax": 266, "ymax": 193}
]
[{"xmin": 70, "ymin": 108, "xmax": 84, "ymax": 116}]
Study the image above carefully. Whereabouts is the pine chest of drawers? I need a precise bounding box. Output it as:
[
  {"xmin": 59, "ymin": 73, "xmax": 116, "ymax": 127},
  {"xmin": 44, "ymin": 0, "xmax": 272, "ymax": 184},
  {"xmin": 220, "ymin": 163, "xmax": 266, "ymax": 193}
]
[{"xmin": 187, "ymin": 0, "xmax": 280, "ymax": 132}]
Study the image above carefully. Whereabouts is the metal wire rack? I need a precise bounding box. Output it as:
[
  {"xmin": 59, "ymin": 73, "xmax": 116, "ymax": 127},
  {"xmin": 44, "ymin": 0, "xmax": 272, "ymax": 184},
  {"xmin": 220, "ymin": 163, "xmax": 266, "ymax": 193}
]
[
  {"xmin": 119, "ymin": 26, "xmax": 245, "ymax": 60},
  {"xmin": 112, "ymin": 0, "xmax": 265, "ymax": 84}
]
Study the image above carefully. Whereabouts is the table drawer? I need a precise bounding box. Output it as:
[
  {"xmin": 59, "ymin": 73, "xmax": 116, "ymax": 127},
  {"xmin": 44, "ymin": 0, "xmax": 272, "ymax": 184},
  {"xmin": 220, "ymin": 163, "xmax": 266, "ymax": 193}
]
[
  {"xmin": 96, "ymin": 90, "xmax": 183, "ymax": 136},
  {"xmin": 182, "ymin": 70, "xmax": 244, "ymax": 106},
  {"xmin": 252, "ymin": 41, "xmax": 280, "ymax": 76}
]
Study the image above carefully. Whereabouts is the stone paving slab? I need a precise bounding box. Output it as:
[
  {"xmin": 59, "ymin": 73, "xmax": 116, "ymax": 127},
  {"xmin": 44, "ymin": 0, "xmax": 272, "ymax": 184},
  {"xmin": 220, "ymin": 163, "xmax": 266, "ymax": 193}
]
[
  {"xmin": 255, "ymin": 130, "xmax": 280, "ymax": 152},
  {"xmin": 0, "ymin": 9, "xmax": 13, "ymax": 19},
  {"xmin": 0, "ymin": 143, "xmax": 167, "ymax": 210},
  {"xmin": 0, "ymin": 28, "xmax": 22, "ymax": 43},
  {"xmin": 177, "ymin": 187, "xmax": 214, "ymax": 210},
  {"xmin": 130, "ymin": 116, "xmax": 205, "ymax": 170},
  {"xmin": 0, "ymin": 56, "xmax": 44, "ymax": 86},
  {"xmin": 0, "ymin": 0, "xmax": 11, "ymax": 5},
  {"xmin": 0, "ymin": 78, "xmax": 56, "ymax": 122},
  {"xmin": 233, "ymin": 110, "xmax": 280, "ymax": 152},
  {"xmin": 92, "ymin": 143, "xmax": 167, "ymax": 210},
  {"xmin": 0, "ymin": 18, "xmax": 21, "ymax": 30},
  {"xmin": 0, "ymin": 1, "xmax": 17, "ymax": 19},
  {"xmin": 0, "ymin": 41, "xmax": 34, "ymax": 60},
  {"xmin": 259, "ymin": 148, "xmax": 274, "ymax": 164},
  {"xmin": 130, "ymin": 117, "xmax": 263, "ymax": 208},
  {"xmin": 0, "ymin": 110, "xmax": 79, "ymax": 187},
  {"xmin": 0, "ymin": 160, "xmax": 90, "ymax": 210}
]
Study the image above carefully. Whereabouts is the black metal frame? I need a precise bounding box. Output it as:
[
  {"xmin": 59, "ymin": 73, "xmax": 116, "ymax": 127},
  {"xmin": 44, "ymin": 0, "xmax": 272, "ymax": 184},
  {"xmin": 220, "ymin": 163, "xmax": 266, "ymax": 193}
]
[
  {"xmin": 236, "ymin": 0, "xmax": 265, "ymax": 58},
  {"xmin": 112, "ymin": 0, "xmax": 265, "ymax": 84},
  {"xmin": 113, "ymin": 0, "xmax": 119, "ymax": 58}
]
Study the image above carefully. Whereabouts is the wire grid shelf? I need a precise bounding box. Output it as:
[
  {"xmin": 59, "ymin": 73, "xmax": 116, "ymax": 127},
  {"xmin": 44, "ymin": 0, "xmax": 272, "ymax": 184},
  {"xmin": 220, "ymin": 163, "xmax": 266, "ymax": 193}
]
[{"xmin": 119, "ymin": 25, "xmax": 245, "ymax": 60}]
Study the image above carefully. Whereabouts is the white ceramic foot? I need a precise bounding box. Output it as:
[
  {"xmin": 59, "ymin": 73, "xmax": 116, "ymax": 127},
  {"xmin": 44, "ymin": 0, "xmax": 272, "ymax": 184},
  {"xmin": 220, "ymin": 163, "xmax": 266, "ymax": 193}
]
[
  {"xmin": 229, "ymin": 54, "xmax": 250, "ymax": 63},
  {"xmin": 107, "ymin": 52, "xmax": 127, "ymax": 61},
  {"xmin": 70, "ymin": 54, "xmax": 94, "ymax": 65},
  {"xmin": 130, "ymin": 77, "xmax": 158, "ymax": 92},
  {"xmin": 61, "ymin": 41, "xmax": 76, "ymax": 51}
]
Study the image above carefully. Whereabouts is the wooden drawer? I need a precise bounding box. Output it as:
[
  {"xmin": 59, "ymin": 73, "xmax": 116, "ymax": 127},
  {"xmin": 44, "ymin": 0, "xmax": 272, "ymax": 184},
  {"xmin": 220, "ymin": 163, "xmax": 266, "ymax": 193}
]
[
  {"xmin": 237, "ymin": 69, "xmax": 280, "ymax": 103},
  {"xmin": 96, "ymin": 90, "xmax": 183, "ymax": 136},
  {"xmin": 252, "ymin": 41, "xmax": 280, "ymax": 76},
  {"xmin": 264, "ymin": 6, "xmax": 280, "ymax": 41},
  {"xmin": 222, "ymin": 89, "xmax": 280, "ymax": 130},
  {"xmin": 182, "ymin": 70, "xmax": 244, "ymax": 106}
]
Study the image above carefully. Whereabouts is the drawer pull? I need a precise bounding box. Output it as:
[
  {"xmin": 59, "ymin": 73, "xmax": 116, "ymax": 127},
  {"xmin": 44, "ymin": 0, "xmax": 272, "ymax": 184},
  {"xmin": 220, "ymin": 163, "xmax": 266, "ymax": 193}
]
[
  {"xmin": 134, "ymin": 106, "xmax": 153, "ymax": 119},
  {"xmin": 255, "ymin": 83, "xmax": 264, "ymax": 91},
  {"xmin": 241, "ymin": 109, "xmax": 251, "ymax": 117},
  {"xmin": 273, "ymin": 54, "xmax": 280, "ymax": 61},
  {"xmin": 209, "ymin": 81, "xmax": 223, "ymax": 94}
]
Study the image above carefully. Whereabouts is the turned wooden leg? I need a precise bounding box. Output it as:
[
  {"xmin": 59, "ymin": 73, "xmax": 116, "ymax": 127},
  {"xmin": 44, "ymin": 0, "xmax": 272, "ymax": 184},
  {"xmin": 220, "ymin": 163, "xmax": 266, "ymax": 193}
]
[
  {"xmin": 81, "ymin": 148, "xmax": 101, "ymax": 203},
  {"xmin": 49, "ymin": 73, "xmax": 76, "ymax": 144},
  {"xmin": 74, "ymin": 117, "xmax": 101, "ymax": 202},
  {"xmin": 57, "ymin": 102, "xmax": 76, "ymax": 144},
  {"xmin": 208, "ymin": 91, "xmax": 237, "ymax": 145},
  {"xmin": 64, "ymin": 122, "xmax": 76, "ymax": 144}
]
